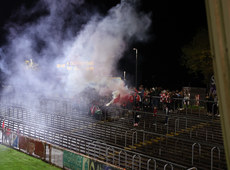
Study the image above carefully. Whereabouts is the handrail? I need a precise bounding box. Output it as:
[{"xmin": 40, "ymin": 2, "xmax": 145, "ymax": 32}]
[
  {"xmin": 211, "ymin": 146, "xmax": 220, "ymax": 170},
  {"xmin": 191, "ymin": 143, "xmax": 201, "ymax": 165},
  {"xmin": 147, "ymin": 159, "xmax": 156, "ymax": 170},
  {"xmin": 0, "ymin": 103, "xmax": 224, "ymax": 170},
  {"xmin": 132, "ymin": 154, "xmax": 141, "ymax": 170},
  {"xmin": 164, "ymin": 163, "xmax": 174, "ymax": 170},
  {"xmin": 3, "ymin": 113, "xmax": 224, "ymax": 149}
]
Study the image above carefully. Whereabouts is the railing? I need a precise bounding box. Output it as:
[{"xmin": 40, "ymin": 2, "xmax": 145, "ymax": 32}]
[
  {"xmin": 0, "ymin": 95, "xmax": 226, "ymax": 170},
  {"xmin": 0, "ymin": 128, "xmax": 122, "ymax": 170},
  {"xmin": 0, "ymin": 104, "xmax": 223, "ymax": 146},
  {"xmin": 0, "ymin": 116, "xmax": 191, "ymax": 169}
]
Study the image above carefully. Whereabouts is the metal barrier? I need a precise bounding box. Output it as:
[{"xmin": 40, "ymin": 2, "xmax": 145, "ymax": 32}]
[
  {"xmin": 132, "ymin": 154, "xmax": 141, "ymax": 170},
  {"xmin": 106, "ymin": 146, "xmax": 115, "ymax": 163},
  {"xmin": 0, "ymin": 118, "xmax": 189, "ymax": 169},
  {"xmin": 174, "ymin": 118, "xmax": 179, "ymax": 134},
  {"xmin": 132, "ymin": 131, "xmax": 137, "ymax": 146},
  {"xmin": 164, "ymin": 163, "xmax": 173, "ymax": 170},
  {"xmin": 0, "ymin": 96, "xmax": 226, "ymax": 170},
  {"xmin": 124, "ymin": 131, "xmax": 127, "ymax": 147},
  {"xmin": 211, "ymin": 146, "xmax": 220, "ymax": 170},
  {"xmin": 147, "ymin": 158, "xmax": 156, "ymax": 170},
  {"xmin": 187, "ymin": 167, "xmax": 197, "ymax": 170},
  {"xmin": 0, "ymin": 105, "xmax": 223, "ymax": 147},
  {"xmin": 191, "ymin": 143, "xmax": 201, "ymax": 166},
  {"xmin": 118, "ymin": 150, "xmax": 127, "ymax": 167},
  {"xmin": 0, "ymin": 129, "xmax": 123, "ymax": 169},
  {"xmin": 105, "ymin": 96, "xmax": 219, "ymax": 119}
]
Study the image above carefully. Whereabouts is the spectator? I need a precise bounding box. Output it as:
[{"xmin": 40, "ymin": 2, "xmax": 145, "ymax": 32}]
[
  {"xmin": 4, "ymin": 126, "xmax": 11, "ymax": 144},
  {"xmin": 206, "ymin": 93, "xmax": 213, "ymax": 116},
  {"xmin": 153, "ymin": 106, "xmax": 157, "ymax": 125},
  {"xmin": 160, "ymin": 90, "xmax": 171, "ymax": 125},
  {"xmin": 127, "ymin": 92, "xmax": 134, "ymax": 110},
  {"xmin": 142, "ymin": 94, "xmax": 151, "ymax": 112},
  {"xmin": 138, "ymin": 85, "xmax": 144, "ymax": 99},
  {"xmin": 134, "ymin": 91, "xmax": 141, "ymax": 110},
  {"xmin": 213, "ymin": 94, "xmax": 218, "ymax": 116},
  {"xmin": 150, "ymin": 87, "xmax": 160, "ymax": 111},
  {"xmin": 133, "ymin": 111, "xmax": 141, "ymax": 126},
  {"xmin": 183, "ymin": 89, "xmax": 190, "ymax": 107},
  {"xmin": 178, "ymin": 90, "xmax": 184, "ymax": 110}
]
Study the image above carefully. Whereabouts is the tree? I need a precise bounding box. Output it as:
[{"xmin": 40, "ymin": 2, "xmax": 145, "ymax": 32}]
[{"xmin": 181, "ymin": 28, "xmax": 213, "ymax": 85}]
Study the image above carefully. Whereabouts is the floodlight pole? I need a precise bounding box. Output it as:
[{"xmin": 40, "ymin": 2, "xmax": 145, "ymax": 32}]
[
  {"xmin": 133, "ymin": 48, "xmax": 138, "ymax": 88},
  {"xmin": 124, "ymin": 71, "xmax": 126, "ymax": 80}
]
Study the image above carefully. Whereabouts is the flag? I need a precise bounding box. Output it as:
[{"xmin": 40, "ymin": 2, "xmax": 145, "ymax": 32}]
[
  {"xmin": 113, "ymin": 94, "xmax": 120, "ymax": 103},
  {"xmin": 106, "ymin": 90, "xmax": 120, "ymax": 106},
  {"xmin": 90, "ymin": 105, "xmax": 95, "ymax": 116},
  {"xmin": 94, "ymin": 106, "xmax": 102, "ymax": 115},
  {"xmin": 2, "ymin": 120, "xmax": 4, "ymax": 129},
  {"xmin": 13, "ymin": 136, "xmax": 18, "ymax": 148},
  {"xmin": 90, "ymin": 105, "xmax": 101, "ymax": 115}
]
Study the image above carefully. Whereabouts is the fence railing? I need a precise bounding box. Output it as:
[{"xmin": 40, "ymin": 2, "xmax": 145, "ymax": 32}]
[
  {"xmin": 0, "ymin": 128, "xmax": 123, "ymax": 170},
  {"xmin": 0, "ymin": 95, "xmax": 225, "ymax": 170}
]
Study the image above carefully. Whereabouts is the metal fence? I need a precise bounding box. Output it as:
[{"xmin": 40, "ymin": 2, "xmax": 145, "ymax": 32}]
[
  {"xmin": 0, "ymin": 95, "xmax": 226, "ymax": 170},
  {"xmin": 0, "ymin": 127, "xmax": 123, "ymax": 170}
]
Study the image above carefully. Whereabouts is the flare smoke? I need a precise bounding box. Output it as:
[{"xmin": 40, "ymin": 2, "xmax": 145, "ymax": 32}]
[{"xmin": 0, "ymin": 0, "xmax": 151, "ymax": 98}]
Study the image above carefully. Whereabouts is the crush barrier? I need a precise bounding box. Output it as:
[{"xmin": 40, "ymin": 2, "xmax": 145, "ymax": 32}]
[
  {"xmin": 0, "ymin": 117, "xmax": 192, "ymax": 170},
  {"xmin": 0, "ymin": 95, "xmax": 226, "ymax": 169}
]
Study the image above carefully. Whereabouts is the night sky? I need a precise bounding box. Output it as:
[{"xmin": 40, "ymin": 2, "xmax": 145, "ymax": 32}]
[
  {"xmin": 0, "ymin": 0, "xmax": 208, "ymax": 90},
  {"xmin": 119, "ymin": 0, "xmax": 208, "ymax": 90}
]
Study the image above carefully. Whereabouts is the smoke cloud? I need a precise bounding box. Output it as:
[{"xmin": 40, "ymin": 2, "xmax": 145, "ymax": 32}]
[{"xmin": 0, "ymin": 0, "xmax": 151, "ymax": 99}]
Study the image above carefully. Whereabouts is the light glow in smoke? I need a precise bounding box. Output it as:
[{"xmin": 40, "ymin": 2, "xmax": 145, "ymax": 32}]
[{"xmin": 0, "ymin": 0, "xmax": 151, "ymax": 98}]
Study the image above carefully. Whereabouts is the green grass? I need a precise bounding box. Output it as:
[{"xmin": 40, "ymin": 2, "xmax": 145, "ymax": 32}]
[{"xmin": 0, "ymin": 144, "xmax": 60, "ymax": 170}]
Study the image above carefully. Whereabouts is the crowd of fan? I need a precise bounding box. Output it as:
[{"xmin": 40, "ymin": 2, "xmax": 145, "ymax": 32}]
[
  {"xmin": 121, "ymin": 85, "xmax": 218, "ymax": 111},
  {"xmin": 119, "ymin": 85, "xmax": 189, "ymax": 126},
  {"xmin": 116, "ymin": 85, "xmax": 218, "ymax": 126},
  {"xmin": 119, "ymin": 85, "xmax": 189, "ymax": 113},
  {"xmin": 88, "ymin": 84, "xmax": 219, "ymax": 126}
]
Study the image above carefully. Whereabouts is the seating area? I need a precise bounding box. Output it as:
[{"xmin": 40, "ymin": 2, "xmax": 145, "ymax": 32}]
[{"xmin": 0, "ymin": 96, "xmax": 227, "ymax": 170}]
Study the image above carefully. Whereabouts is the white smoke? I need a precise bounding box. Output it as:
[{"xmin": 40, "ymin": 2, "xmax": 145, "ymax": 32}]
[{"xmin": 0, "ymin": 0, "xmax": 151, "ymax": 99}]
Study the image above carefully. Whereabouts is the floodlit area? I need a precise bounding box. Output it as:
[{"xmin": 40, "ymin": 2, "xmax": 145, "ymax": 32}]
[{"xmin": 0, "ymin": 0, "xmax": 230, "ymax": 169}]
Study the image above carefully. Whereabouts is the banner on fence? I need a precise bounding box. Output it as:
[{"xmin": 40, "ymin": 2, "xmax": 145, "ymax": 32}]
[
  {"xmin": 51, "ymin": 147, "xmax": 63, "ymax": 168},
  {"xmin": 19, "ymin": 137, "xmax": 45, "ymax": 158},
  {"xmin": 89, "ymin": 159, "xmax": 118, "ymax": 170},
  {"xmin": 34, "ymin": 140, "xmax": 45, "ymax": 158},
  {"xmin": 63, "ymin": 150, "xmax": 89, "ymax": 170},
  {"xmin": 0, "ymin": 130, "xmax": 2, "ymax": 143},
  {"xmin": 63, "ymin": 150, "xmax": 82, "ymax": 169},
  {"xmin": 27, "ymin": 139, "xmax": 35, "ymax": 155},
  {"xmin": 83, "ymin": 157, "xmax": 89, "ymax": 170},
  {"xmin": 19, "ymin": 136, "xmax": 27, "ymax": 151}
]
